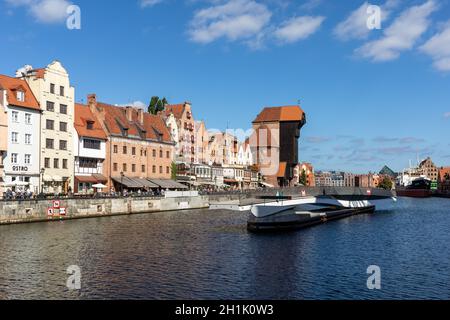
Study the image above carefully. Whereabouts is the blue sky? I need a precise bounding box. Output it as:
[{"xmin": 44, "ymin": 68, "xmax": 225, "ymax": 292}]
[{"xmin": 1, "ymin": 0, "xmax": 449, "ymax": 173}]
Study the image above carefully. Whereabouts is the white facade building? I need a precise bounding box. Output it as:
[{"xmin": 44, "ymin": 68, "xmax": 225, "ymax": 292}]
[
  {"xmin": 0, "ymin": 75, "xmax": 41, "ymax": 194},
  {"xmin": 73, "ymin": 103, "xmax": 107, "ymax": 193}
]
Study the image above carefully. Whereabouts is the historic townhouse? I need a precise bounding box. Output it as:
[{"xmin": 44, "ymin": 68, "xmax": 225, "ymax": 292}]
[
  {"xmin": 195, "ymin": 120, "xmax": 209, "ymax": 164},
  {"xmin": 87, "ymin": 94, "xmax": 175, "ymax": 191},
  {"xmin": 18, "ymin": 61, "xmax": 75, "ymax": 194},
  {"xmin": 73, "ymin": 103, "xmax": 108, "ymax": 193},
  {"xmin": 0, "ymin": 75, "xmax": 41, "ymax": 194},
  {"xmin": 163, "ymin": 102, "xmax": 195, "ymax": 164}
]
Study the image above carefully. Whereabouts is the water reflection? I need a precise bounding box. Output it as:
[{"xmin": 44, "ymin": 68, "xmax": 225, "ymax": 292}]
[{"xmin": 0, "ymin": 198, "xmax": 449, "ymax": 299}]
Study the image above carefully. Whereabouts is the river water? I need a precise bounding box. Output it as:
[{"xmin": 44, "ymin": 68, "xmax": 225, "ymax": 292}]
[{"xmin": 0, "ymin": 197, "xmax": 449, "ymax": 300}]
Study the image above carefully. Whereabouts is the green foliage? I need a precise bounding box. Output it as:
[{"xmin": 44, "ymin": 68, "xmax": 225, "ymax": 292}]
[
  {"xmin": 378, "ymin": 176, "xmax": 393, "ymax": 190},
  {"xmin": 299, "ymin": 169, "xmax": 307, "ymax": 186},
  {"xmin": 171, "ymin": 162, "xmax": 178, "ymax": 180},
  {"xmin": 148, "ymin": 96, "xmax": 168, "ymax": 115}
]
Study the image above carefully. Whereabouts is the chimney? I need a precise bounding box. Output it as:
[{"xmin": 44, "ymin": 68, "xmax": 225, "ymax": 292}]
[
  {"xmin": 125, "ymin": 106, "xmax": 133, "ymax": 122},
  {"xmin": 88, "ymin": 93, "xmax": 105, "ymax": 121},
  {"xmin": 138, "ymin": 108, "xmax": 144, "ymax": 125},
  {"xmin": 88, "ymin": 94, "xmax": 97, "ymax": 109}
]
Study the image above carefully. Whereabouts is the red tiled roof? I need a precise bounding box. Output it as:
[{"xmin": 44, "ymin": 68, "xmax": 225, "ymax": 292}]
[
  {"xmin": 164, "ymin": 104, "xmax": 184, "ymax": 119},
  {"xmin": 0, "ymin": 74, "xmax": 40, "ymax": 111},
  {"xmin": 253, "ymin": 105, "xmax": 305, "ymax": 123},
  {"xmin": 74, "ymin": 103, "xmax": 107, "ymax": 140},
  {"xmin": 99, "ymin": 102, "xmax": 172, "ymax": 143}
]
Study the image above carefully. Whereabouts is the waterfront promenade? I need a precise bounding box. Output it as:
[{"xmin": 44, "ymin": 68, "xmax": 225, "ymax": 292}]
[{"xmin": 0, "ymin": 187, "xmax": 395, "ymax": 225}]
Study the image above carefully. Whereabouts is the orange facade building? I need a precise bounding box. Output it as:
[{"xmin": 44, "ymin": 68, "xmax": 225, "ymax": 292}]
[{"xmin": 87, "ymin": 94, "xmax": 175, "ymax": 191}]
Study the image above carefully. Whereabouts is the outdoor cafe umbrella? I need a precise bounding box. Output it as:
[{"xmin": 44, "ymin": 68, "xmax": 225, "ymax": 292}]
[{"xmin": 92, "ymin": 183, "xmax": 107, "ymax": 189}]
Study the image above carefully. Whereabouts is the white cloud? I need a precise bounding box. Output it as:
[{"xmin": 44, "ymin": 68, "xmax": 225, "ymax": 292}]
[
  {"xmin": 356, "ymin": 0, "xmax": 437, "ymax": 62},
  {"xmin": 6, "ymin": 0, "xmax": 72, "ymax": 23},
  {"xmin": 274, "ymin": 16, "xmax": 325, "ymax": 43},
  {"xmin": 334, "ymin": 0, "xmax": 400, "ymax": 41},
  {"xmin": 140, "ymin": 0, "xmax": 163, "ymax": 8},
  {"xmin": 445, "ymin": 112, "xmax": 450, "ymax": 118},
  {"xmin": 119, "ymin": 101, "xmax": 147, "ymax": 109},
  {"xmin": 420, "ymin": 21, "xmax": 450, "ymax": 71},
  {"xmin": 188, "ymin": 0, "xmax": 272, "ymax": 44}
]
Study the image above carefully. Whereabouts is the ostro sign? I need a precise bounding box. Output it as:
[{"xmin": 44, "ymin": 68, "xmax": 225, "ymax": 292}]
[{"xmin": 12, "ymin": 166, "xmax": 29, "ymax": 172}]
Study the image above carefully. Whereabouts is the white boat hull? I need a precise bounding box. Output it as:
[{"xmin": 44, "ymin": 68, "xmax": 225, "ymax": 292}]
[{"xmin": 250, "ymin": 196, "xmax": 397, "ymax": 218}]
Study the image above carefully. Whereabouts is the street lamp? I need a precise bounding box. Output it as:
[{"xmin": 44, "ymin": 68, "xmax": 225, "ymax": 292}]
[
  {"xmin": 40, "ymin": 168, "xmax": 45, "ymax": 195},
  {"xmin": 120, "ymin": 171, "xmax": 124, "ymax": 195}
]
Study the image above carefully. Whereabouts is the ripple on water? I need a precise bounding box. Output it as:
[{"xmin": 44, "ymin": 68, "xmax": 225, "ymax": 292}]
[{"xmin": 0, "ymin": 198, "xmax": 450, "ymax": 299}]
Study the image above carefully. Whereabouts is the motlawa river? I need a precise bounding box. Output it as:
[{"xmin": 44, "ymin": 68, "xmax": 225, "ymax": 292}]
[{"xmin": 0, "ymin": 197, "xmax": 449, "ymax": 300}]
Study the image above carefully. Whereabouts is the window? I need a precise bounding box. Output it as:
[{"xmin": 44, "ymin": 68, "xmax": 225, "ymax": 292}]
[
  {"xmin": 132, "ymin": 147, "xmax": 136, "ymax": 156},
  {"xmin": 16, "ymin": 91, "xmax": 25, "ymax": 102},
  {"xmin": 152, "ymin": 149, "xmax": 156, "ymax": 157},
  {"xmin": 44, "ymin": 158, "xmax": 50, "ymax": 168},
  {"xmin": 11, "ymin": 153, "xmax": 18, "ymax": 164},
  {"xmin": 113, "ymin": 163, "xmax": 118, "ymax": 171},
  {"xmin": 24, "ymin": 154, "xmax": 31, "ymax": 165},
  {"xmin": 142, "ymin": 165, "xmax": 145, "ymax": 173},
  {"xmin": 59, "ymin": 140, "xmax": 67, "ymax": 150},
  {"xmin": 83, "ymin": 139, "xmax": 101, "ymax": 150},
  {"xmin": 60, "ymin": 122, "xmax": 67, "ymax": 132},
  {"xmin": 166, "ymin": 151, "xmax": 170, "ymax": 159},
  {"xmin": 132, "ymin": 164, "xmax": 136, "ymax": 172},
  {"xmin": 25, "ymin": 134, "xmax": 32, "ymax": 145},
  {"xmin": 54, "ymin": 159, "xmax": 59, "ymax": 169},
  {"xmin": 46, "ymin": 139, "xmax": 54, "ymax": 149},
  {"xmin": 159, "ymin": 149, "xmax": 163, "ymax": 158},
  {"xmin": 11, "ymin": 132, "xmax": 18, "ymax": 143},
  {"xmin": 50, "ymin": 83, "xmax": 55, "ymax": 94},
  {"xmin": 60, "ymin": 86, "xmax": 64, "ymax": 97},
  {"xmin": 86, "ymin": 121, "xmax": 94, "ymax": 129},
  {"xmin": 152, "ymin": 165, "xmax": 156, "ymax": 173},
  {"xmin": 46, "ymin": 119, "xmax": 54, "ymax": 130},
  {"xmin": 159, "ymin": 166, "xmax": 163, "ymax": 174},
  {"xmin": 25, "ymin": 113, "xmax": 31, "ymax": 124},
  {"xmin": 79, "ymin": 158, "xmax": 97, "ymax": 168},
  {"xmin": 46, "ymin": 101, "xmax": 54, "ymax": 112},
  {"xmin": 166, "ymin": 166, "xmax": 170, "ymax": 174},
  {"xmin": 60, "ymin": 104, "xmax": 67, "ymax": 114},
  {"xmin": 113, "ymin": 145, "xmax": 118, "ymax": 153},
  {"xmin": 122, "ymin": 163, "xmax": 127, "ymax": 172},
  {"xmin": 63, "ymin": 159, "xmax": 68, "ymax": 169},
  {"xmin": 123, "ymin": 146, "xmax": 127, "ymax": 154},
  {"xmin": 12, "ymin": 111, "xmax": 19, "ymax": 122}
]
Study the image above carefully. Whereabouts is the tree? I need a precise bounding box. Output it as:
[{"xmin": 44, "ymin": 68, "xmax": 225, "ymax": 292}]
[
  {"xmin": 171, "ymin": 162, "xmax": 178, "ymax": 180},
  {"xmin": 378, "ymin": 176, "xmax": 393, "ymax": 190},
  {"xmin": 148, "ymin": 96, "xmax": 168, "ymax": 115},
  {"xmin": 299, "ymin": 169, "xmax": 307, "ymax": 186},
  {"xmin": 445, "ymin": 173, "xmax": 450, "ymax": 181}
]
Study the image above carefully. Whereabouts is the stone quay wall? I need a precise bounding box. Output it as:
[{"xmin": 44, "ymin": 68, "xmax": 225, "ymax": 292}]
[{"xmin": 0, "ymin": 196, "xmax": 209, "ymax": 225}]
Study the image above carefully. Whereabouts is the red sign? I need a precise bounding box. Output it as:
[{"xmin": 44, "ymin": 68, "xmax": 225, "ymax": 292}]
[{"xmin": 48, "ymin": 200, "xmax": 67, "ymax": 217}]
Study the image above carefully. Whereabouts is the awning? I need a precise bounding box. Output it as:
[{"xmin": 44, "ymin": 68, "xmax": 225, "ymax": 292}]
[
  {"xmin": 53, "ymin": 175, "xmax": 63, "ymax": 182},
  {"xmin": 92, "ymin": 174, "xmax": 107, "ymax": 183},
  {"xmin": 112, "ymin": 176, "xmax": 158, "ymax": 189},
  {"xmin": 43, "ymin": 175, "xmax": 52, "ymax": 182},
  {"xmin": 75, "ymin": 175, "xmax": 97, "ymax": 183},
  {"xmin": 148, "ymin": 179, "xmax": 188, "ymax": 189},
  {"xmin": 277, "ymin": 162, "xmax": 287, "ymax": 178}
]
